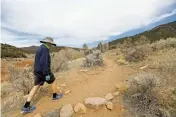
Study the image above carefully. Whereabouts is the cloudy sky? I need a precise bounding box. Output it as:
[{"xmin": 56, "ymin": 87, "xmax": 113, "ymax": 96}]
[{"xmin": 1, "ymin": 0, "xmax": 176, "ymax": 47}]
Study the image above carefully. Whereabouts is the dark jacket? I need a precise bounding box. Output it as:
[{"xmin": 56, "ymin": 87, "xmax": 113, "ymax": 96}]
[{"xmin": 34, "ymin": 44, "xmax": 51, "ymax": 76}]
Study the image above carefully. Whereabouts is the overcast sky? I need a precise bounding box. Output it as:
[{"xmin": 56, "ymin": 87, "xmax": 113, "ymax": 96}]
[{"xmin": 1, "ymin": 0, "xmax": 176, "ymax": 47}]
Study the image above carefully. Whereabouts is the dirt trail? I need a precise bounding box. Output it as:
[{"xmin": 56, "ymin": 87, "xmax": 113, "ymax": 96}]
[{"xmin": 13, "ymin": 57, "xmax": 136, "ymax": 117}]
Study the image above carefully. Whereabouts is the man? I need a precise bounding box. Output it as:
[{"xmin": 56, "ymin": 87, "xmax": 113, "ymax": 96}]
[{"xmin": 21, "ymin": 37, "xmax": 63, "ymax": 113}]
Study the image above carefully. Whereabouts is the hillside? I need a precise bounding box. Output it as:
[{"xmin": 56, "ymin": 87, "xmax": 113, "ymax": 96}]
[
  {"xmin": 1, "ymin": 44, "xmax": 27, "ymax": 58},
  {"xmin": 109, "ymin": 21, "xmax": 176, "ymax": 46}
]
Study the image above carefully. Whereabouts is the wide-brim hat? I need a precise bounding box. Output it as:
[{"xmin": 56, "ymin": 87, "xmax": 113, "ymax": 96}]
[{"xmin": 40, "ymin": 37, "xmax": 56, "ymax": 46}]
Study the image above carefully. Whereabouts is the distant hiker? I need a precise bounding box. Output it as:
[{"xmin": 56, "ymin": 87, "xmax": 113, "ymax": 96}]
[{"xmin": 21, "ymin": 37, "xmax": 63, "ymax": 113}]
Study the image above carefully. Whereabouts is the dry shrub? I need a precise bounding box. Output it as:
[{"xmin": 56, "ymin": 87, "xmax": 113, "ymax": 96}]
[
  {"xmin": 51, "ymin": 49, "xmax": 70, "ymax": 73},
  {"xmin": 66, "ymin": 48, "xmax": 85, "ymax": 60},
  {"xmin": 51, "ymin": 48, "xmax": 84, "ymax": 72},
  {"xmin": 123, "ymin": 73, "xmax": 171, "ymax": 117},
  {"xmin": 151, "ymin": 38, "xmax": 176, "ymax": 51},
  {"xmin": 125, "ymin": 44, "xmax": 152, "ymax": 62},
  {"xmin": 149, "ymin": 48, "xmax": 176, "ymax": 75},
  {"xmin": 6, "ymin": 65, "xmax": 34, "ymax": 95},
  {"xmin": 134, "ymin": 35, "xmax": 150, "ymax": 46}
]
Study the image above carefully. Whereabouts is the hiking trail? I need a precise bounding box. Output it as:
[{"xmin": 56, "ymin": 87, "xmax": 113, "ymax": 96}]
[{"xmin": 12, "ymin": 57, "xmax": 136, "ymax": 117}]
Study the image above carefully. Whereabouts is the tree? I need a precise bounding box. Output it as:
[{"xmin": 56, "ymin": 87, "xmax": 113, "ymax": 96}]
[
  {"xmin": 103, "ymin": 43, "xmax": 109, "ymax": 52},
  {"xmin": 83, "ymin": 44, "xmax": 88, "ymax": 50},
  {"xmin": 97, "ymin": 42, "xmax": 103, "ymax": 52}
]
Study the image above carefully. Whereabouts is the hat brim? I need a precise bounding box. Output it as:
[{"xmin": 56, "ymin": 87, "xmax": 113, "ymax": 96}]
[{"xmin": 40, "ymin": 41, "xmax": 56, "ymax": 46}]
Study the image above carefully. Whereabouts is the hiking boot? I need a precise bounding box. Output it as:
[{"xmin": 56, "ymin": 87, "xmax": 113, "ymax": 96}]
[
  {"xmin": 21, "ymin": 106, "xmax": 36, "ymax": 113},
  {"xmin": 52, "ymin": 93, "xmax": 63, "ymax": 100}
]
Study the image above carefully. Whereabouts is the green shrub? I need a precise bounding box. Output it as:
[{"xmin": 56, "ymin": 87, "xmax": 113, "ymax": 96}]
[{"xmin": 1, "ymin": 44, "xmax": 27, "ymax": 58}]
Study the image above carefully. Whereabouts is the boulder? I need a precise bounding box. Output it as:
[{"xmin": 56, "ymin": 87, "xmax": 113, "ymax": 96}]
[
  {"xmin": 105, "ymin": 93, "xmax": 114, "ymax": 101},
  {"xmin": 113, "ymin": 91, "xmax": 120, "ymax": 97},
  {"xmin": 84, "ymin": 97, "xmax": 107, "ymax": 109},
  {"xmin": 106, "ymin": 101, "xmax": 113, "ymax": 110},
  {"xmin": 74, "ymin": 103, "xmax": 86, "ymax": 114},
  {"xmin": 60, "ymin": 104, "xmax": 74, "ymax": 117}
]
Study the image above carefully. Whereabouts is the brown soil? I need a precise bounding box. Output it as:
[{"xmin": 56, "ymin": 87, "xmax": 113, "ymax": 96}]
[
  {"xmin": 12, "ymin": 57, "xmax": 136, "ymax": 117},
  {"xmin": 1, "ymin": 59, "xmax": 33, "ymax": 82}
]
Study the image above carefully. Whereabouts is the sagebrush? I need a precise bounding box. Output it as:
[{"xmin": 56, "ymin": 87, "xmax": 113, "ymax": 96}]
[
  {"xmin": 123, "ymin": 73, "xmax": 176, "ymax": 117},
  {"xmin": 7, "ymin": 65, "xmax": 34, "ymax": 95}
]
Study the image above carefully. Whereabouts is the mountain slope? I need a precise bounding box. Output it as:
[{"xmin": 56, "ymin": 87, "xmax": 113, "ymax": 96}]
[{"xmin": 109, "ymin": 21, "xmax": 176, "ymax": 46}]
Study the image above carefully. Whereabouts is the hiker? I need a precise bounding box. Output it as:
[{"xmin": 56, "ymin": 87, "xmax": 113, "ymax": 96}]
[{"xmin": 21, "ymin": 37, "xmax": 63, "ymax": 113}]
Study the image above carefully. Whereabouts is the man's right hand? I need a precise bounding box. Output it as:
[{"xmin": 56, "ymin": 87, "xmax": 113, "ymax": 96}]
[{"xmin": 45, "ymin": 75, "xmax": 50, "ymax": 81}]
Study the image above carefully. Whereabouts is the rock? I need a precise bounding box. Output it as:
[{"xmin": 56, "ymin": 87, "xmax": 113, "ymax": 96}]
[
  {"xmin": 140, "ymin": 64, "xmax": 149, "ymax": 70},
  {"xmin": 43, "ymin": 109, "xmax": 60, "ymax": 117},
  {"xmin": 65, "ymin": 90, "xmax": 71, "ymax": 94},
  {"xmin": 84, "ymin": 97, "xmax": 107, "ymax": 109},
  {"xmin": 117, "ymin": 59, "xmax": 128, "ymax": 65},
  {"xmin": 34, "ymin": 113, "xmax": 42, "ymax": 117},
  {"xmin": 106, "ymin": 101, "xmax": 113, "ymax": 110},
  {"xmin": 113, "ymin": 91, "xmax": 120, "ymax": 97},
  {"xmin": 60, "ymin": 104, "xmax": 74, "ymax": 117},
  {"xmin": 57, "ymin": 86, "xmax": 61, "ymax": 90},
  {"xmin": 74, "ymin": 103, "xmax": 86, "ymax": 114},
  {"xmin": 61, "ymin": 84, "xmax": 66, "ymax": 87},
  {"xmin": 105, "ymin": 93, "xmax": 114, "ymax": 101}
]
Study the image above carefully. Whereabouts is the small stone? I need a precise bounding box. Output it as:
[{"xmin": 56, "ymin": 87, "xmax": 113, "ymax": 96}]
[
  {"xmin": 57, "ymin": 86, "xmax": 61, "ymax": 89},
  {"xmin": 61, "ymin": 84, "xmax": 66, "ymax": 87},
  {"xmin": 140, "ymin": 64, "xmax": 149, "ymax": 70},
  {"xmin": 106, "ymin": 101, "xmax": 113, "ymax": 110},
  {"xmin": 113, "ymin": 91, "xmax": 120, "ymax": 97},
  {"xmin": 74, "ymin": 103, "xmax": 86, "ymax": 114},
  {"xmin": 65, "ymin": 90, "xmax": 71, "ymax": 94},
  {"xmin": 84, "ymin": 97, "xmax": 107, "ymax": 109},
  {"xmin": 60, "ymin": 104, "xmax": 74, "ymax": 117},
  {"xmin": 34, "ymin": 113, "xmax": 42, "ymax": 117},
  {"xmin": 105, "ymin": 93, "xmax": 114, "ymax": 101}
]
